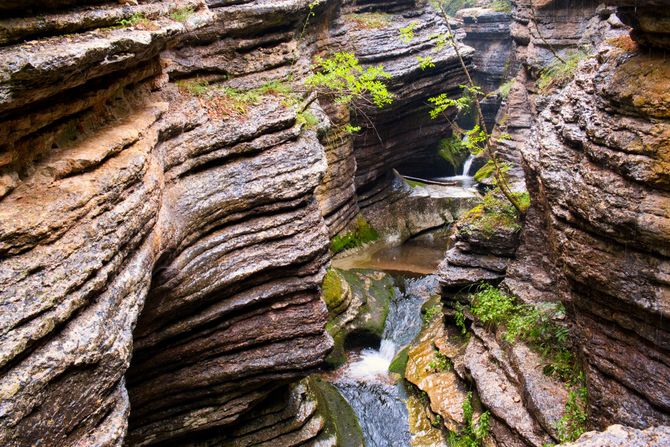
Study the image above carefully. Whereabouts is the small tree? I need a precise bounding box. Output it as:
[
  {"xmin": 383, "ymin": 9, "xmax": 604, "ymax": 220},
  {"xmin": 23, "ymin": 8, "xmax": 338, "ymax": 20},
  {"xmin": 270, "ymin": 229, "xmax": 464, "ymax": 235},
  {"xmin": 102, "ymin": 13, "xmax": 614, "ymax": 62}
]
[
  {"xmin": 304, "ymin": 52, "xmax": 394, "ymax": 137},
  {"xmin": 296, "ymin": 2, "xmax": 394, "ymax": 135},
  {"xmin": 416, "ymin": 2, "xmax": 527, "ymax": 215}
]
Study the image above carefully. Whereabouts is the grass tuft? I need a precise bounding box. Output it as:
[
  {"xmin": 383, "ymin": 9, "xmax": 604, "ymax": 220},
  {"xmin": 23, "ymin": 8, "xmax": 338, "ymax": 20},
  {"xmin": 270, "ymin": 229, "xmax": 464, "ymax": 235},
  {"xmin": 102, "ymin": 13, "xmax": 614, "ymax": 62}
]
[
  {"xmin": 538, "ymin": 50, "xmax": 590, "ymax": 92},
  {"xmin": 170, "ymin": 6, "xmax": 195, "ymax": 22},
  {"xmin": 345, "ymin": 12, "xmax": 391, "ymax": 30}
]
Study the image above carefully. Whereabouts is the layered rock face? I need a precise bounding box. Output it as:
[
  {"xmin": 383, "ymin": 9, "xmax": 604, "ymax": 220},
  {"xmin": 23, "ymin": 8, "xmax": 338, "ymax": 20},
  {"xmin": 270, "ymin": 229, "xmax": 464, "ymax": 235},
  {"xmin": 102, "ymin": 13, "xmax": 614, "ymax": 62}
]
[
  {"xmin": 332, "ymin": 0, "xmax": 473, "ymax": 207},
  {"xmin": 503, "ymin": 0, "xmax": 670, "ymax": 432},
  {"xmin": 0, "ymin": 1, "xmax": 335, "ymax": 445},
  {"xmin": 458, "ymin": 7, "xmax": 514, "ymax": 129},
  {"xmin": 316, "ymin": 0, "xmax": 479, "ymax": 233},
  {"xmin": 510, "ymin": 0, "xmax": 602, "ymax": 68},
  {"xmin": 0, "ymin": 0, "xmax": 483, "ymax": 445},
  {"xmin": 435, "ymin": 0, "xmax": 670, "ymax": 444},
  {"xmin": 562, "ymin": 424, "xmax": 670, "ymax": 447}
]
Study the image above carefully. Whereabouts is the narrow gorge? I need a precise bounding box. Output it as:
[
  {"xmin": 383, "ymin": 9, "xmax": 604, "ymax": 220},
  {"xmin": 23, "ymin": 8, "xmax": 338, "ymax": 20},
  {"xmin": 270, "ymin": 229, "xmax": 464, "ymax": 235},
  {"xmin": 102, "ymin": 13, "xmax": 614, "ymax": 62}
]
[{"xmin": 0, "ymin": 0, "xmax": 668, "ymax": 446}]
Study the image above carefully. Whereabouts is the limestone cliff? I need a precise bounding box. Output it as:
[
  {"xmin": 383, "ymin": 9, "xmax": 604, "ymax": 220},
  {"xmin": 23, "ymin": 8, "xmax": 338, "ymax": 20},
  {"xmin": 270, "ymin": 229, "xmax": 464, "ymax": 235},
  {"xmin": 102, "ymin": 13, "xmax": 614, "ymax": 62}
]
[
  {"xmin": 508, "ymin": 0, "xmax": 670, "ymax": 430},
  {"xmin": 435, "ymin": 0, "xmax": 670, "ymax": 445},
  {"xmin": 0, "ymin": 0, "xmax": 472, "ymax": 445},
  {"xmin": 0, "ymin": 0, "xmax": 338, "ymax": 444}
]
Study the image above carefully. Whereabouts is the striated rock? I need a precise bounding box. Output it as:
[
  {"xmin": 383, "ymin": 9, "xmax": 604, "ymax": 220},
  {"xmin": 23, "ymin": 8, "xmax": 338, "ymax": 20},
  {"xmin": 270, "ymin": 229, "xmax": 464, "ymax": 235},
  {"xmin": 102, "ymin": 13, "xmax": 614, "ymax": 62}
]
[
  {"xmin": 315, "ymin": 101, "xmax": 360, "ymax": 236},
  {"xmin": 508, "ymin": 342, "xmax": 567, "ymax": 438},
  {"xmin": 437, "ymin": 203, "xmax": 521, "ymax": 290},
  {"xmin": 333, "ymin": 0, "xmax": 473, "ymax": 208},
  {"xmin": 0, "ymin": 0, "xmax": 208, "ymax": 46},
  {"xmin": 458, "ymin": 7, "xmax": 515, "ymax": 128},
  {"xmin": 561, "ymin": 424, "xmax": 670, "ymax": 447},
  {"xmin": 463, "ymin": 330, "xmax": 553, "ymax": 447},
  {"xmin": 511, "ymin": 0, "xmax": 602, "ymax": 70},
  {"xmin": 528, "ymin": 44, "xmax": 670, "ymax": 428},
  {"xmin": 501, "ymin": 0, "xmax": 670, "ymax": 432},
  {"xmin": 0, "ymin": 0, "xmax": 485, "ymax": 440},
  {"xmin": 458, "ymin": 7, "xmax": 513, "ymax": 92},
  {"xmin": 613, "ymin": 0, "xmax": 670, "ymax": 50},
  {"xmin": 0, "ymin": 1, "xmax": 340, "ymax": 445}
]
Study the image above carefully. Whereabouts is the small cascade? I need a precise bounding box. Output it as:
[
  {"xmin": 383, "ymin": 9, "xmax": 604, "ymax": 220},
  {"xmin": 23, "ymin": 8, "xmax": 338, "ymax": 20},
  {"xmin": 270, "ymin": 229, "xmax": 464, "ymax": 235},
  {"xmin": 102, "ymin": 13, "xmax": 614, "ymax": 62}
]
[
  {"xmin": 347, "ymin": 340, "xmax": 396, "ymax": 380},
  {"xmin": 461, "ymin": 154, "xmax": 476, "ymax": 176},
  {"xmin": 421, "ymin": 153, "xmax": 477, "ymax": 188},
  {"xmin": 333, "ymin": 276, "xmax": 440, "ymax": 447}
]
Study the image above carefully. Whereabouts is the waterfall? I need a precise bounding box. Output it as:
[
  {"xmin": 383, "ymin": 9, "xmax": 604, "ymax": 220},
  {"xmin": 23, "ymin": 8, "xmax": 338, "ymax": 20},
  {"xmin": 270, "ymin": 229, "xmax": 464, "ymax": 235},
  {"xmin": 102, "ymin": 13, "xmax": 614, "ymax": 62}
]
[
  {"xmin": 462, "ymin": 154, "xmax": 476, "ymax": 176},
  {"xmin": 348, "ymin": 340, "xmax": 397, "ymax": 380},
  {"xmin": 334, "ymin": 276, "xmax": 440, "ymax": 447}
]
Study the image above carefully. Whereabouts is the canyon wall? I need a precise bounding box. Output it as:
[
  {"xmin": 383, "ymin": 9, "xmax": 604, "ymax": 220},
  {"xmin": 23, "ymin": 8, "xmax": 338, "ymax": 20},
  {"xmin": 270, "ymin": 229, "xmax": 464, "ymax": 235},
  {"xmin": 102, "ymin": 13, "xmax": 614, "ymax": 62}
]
[
  {"xmin": 433, "ymin": 1, "xmax": 669, "ymax": 445},
  {"xmin": 509, "ymin": 0, "xmax": 670, "ymax": 430},
  {"xmin": 0, "ymin": 1, "xmax": 333, "ymax": 445},
  {"xmin": 435, "ymin": 0, "xmax": 670, "ymax": 446},
  {"xmin": 2, "ymin": 0, "xmax": 667, "ymax": 445},
  {"xmin": 0, "ymin": 0, "xmax": 472, "ymax": 445}
]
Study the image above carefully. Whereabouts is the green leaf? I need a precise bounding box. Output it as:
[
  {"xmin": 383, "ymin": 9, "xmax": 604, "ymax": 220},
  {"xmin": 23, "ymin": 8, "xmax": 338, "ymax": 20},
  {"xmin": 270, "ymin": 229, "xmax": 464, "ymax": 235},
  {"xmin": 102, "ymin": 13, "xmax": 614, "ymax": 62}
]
[{"xmin": 399, "ymin": 21, "xmax": 418, "ymax": 43}]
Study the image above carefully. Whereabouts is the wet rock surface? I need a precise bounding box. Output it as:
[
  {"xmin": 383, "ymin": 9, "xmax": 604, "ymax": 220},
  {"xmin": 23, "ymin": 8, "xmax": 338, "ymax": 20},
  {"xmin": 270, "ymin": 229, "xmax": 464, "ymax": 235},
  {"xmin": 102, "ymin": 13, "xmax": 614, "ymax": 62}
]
[
  {"xmin": 458, "ymin": 6, "xmax": 514, "ymax": 129},
  {"xmin": 463, "ymin": 329, "xmax": 553, "ymax": 447},
  {"xmin": 562, "ymin": 424, "xmax": 670, "ymax": 447}
]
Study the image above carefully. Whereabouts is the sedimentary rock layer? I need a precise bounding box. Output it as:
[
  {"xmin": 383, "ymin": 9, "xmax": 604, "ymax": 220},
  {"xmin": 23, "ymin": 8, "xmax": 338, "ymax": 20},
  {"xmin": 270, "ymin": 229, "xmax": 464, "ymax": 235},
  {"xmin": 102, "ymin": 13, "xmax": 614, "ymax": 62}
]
[
  {"xmin": 0, "ymin": 1, "xmax": 336, "ymax": 445},
  {"xmin": 333, "ymin": 0, "xmax": 473, "ymax": 208},
  {"xmin": 506, "ymin": 0, "xmax": 670, "ymax": 430}
]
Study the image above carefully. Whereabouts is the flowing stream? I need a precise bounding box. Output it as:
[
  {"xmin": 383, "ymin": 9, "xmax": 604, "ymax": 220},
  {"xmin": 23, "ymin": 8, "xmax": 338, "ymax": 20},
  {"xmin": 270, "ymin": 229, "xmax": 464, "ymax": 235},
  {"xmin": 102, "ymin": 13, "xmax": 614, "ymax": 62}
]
[
  {"xmin": 429, "ymin": 154, "xmax": 477, "ymax": 187},
  {"xmin": 332, "ymin": 275, "xmax": 439, "ymax": 447}
]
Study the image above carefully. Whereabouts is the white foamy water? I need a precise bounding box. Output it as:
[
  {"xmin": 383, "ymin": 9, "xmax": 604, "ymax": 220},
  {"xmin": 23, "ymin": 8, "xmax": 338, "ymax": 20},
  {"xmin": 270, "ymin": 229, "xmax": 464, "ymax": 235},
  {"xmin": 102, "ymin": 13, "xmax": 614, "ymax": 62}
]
[
  {"xmin": 347, "ymin": 340, "xmax": 397, "ymax": 380},
  {"xmin": 461, "ymin": 154, "xmax": 476, "ymax": 176},
  {"xmin": 334, "ymin": 276, "xmax": 442, "ymax": 447}
]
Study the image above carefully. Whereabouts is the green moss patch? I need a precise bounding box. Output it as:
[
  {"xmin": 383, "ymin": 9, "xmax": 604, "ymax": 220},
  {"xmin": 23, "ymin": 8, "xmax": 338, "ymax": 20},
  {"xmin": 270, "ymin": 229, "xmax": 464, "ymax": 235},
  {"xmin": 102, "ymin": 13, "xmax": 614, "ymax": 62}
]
[
  {"xmin": 405, "ymin": 178, "xmax": 427, "ymax": 188},
  {"xmin": 176, "ymin": 79, "xmax": 299, "ymax": 120},
  {"xmin": 437, "ymin": 136, "xmax": 469, "ymax": 169},
  {"xmin": 331, "ymin": 215, "xmax": 379, "ymax": 254},
  {"xmin": 389, "ymin": 345, "xmax": 410, "ymax": 377},
  {"xmin": 322, "ymin": 268, "xmax": 347, "ymax": 316},
  {"xmin": 473, "ymin": 160, "xmax": 495, "ymax": 183},
  {"xmin": 460, "ymin": 189, "xmax": 529, "ymax": 237}
]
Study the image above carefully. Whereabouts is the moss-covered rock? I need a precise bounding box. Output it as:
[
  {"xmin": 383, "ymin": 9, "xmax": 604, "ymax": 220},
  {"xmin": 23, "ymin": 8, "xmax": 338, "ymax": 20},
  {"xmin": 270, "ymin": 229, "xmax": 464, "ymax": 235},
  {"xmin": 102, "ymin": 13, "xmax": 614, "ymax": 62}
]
[
  {"xmin": 389, "ymin": 345, "xmax": 410, "ymax": 377},
  {"xmin": 473, "ymin": 160, "xmax": 495, "ymax": 183},
  {"xmin": 322, "ymin": 268, "xmax": 349, "ymax": 317},
  {"xmin": 330, "ymin": 215, "xmax": 379, "ymax": 254},
  {"xmin": 437, "ymin": 136, "xmax": 469, "ymax": 170},
  {"xmin": 308, "ymin": 376, "xmax": 365, "ymax": 447},
  {"xmin": 458, "ymin": 190, "xmax": 525, "ymax": 238},
  {"xmin": 324, "ymin": 269, "xmax": 395, "ymax": 367}
]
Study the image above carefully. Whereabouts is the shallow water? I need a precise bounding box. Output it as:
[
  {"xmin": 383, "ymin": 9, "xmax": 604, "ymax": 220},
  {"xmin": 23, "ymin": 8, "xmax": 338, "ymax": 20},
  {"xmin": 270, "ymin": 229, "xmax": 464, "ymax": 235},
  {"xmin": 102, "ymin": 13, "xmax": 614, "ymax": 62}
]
[
  {"xmin": 430, "ymin": 175, "xmax": 476, "ymax": 188},
  {"xmin": 332, "ymin": 236, "xmax": 449, "ymax": 275}
]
